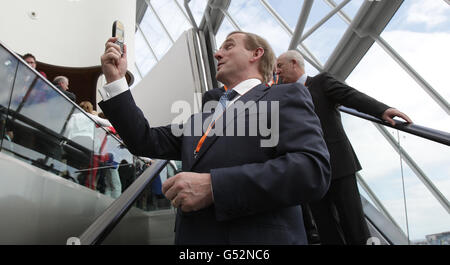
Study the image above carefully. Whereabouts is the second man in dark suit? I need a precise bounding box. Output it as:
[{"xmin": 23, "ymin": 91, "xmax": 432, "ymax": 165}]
[{"xmin": 276, "ymin": 50, "xmax": 412, "ymax": 245}]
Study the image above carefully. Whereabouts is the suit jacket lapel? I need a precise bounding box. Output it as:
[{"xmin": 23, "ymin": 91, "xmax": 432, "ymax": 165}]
[{"xmin": 189, "ymin": 84, "xmax": 270, "ymax": 171}]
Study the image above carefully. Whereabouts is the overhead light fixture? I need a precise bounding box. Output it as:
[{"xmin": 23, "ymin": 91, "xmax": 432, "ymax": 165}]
[{"xmin": 28, "ymin": 11, "xmax": 38, "ymax": 20}]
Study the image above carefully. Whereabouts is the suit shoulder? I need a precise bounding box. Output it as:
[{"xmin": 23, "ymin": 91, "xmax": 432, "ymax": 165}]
[
  {"xmin": 308, "ymin": 72, "xmax": 348, "ymax": 92},
  {"xmin": 311, "ymin": 71, "xmax": 336, "ymax": 82},
  {"xmin": 202, "ymin": 87, "xmax": 224, "ymax": 103},
  {"xmin": 268, "ymin": 83, "xmax": 312, "ymax": 102},
  {"xmin": 205, "ymin": 87, "xmax": 225, "ymax": 96}
]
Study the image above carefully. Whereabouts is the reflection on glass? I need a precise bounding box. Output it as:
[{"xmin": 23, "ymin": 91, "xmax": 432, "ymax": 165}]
[
  {"xmin": 135, "ymin": 159, "xmax": 178, "ymax": 212},
  {"xmin": 0, "ymin": 47, "xmax": 18, "ymax": 147},
  {"xmin": 0, "ymin": 48, "xmax": 17, "ymax": 107},
  {"xmin": 9, "ymin": 64, "xmax": 74, "ymax": 134},
  {"xmin": 0, "ymin": 44, "xmax": 148, "ymax": 202},
  {"xmin": 92, "ymin": 127, "xmax": 124, "ymax": 199},
  {"xmin": 63, "ymin": 107, "xmax": 95, "ymax": 184}
]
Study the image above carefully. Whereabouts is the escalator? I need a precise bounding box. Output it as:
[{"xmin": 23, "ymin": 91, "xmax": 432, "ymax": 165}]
[
  {"xmin": 1, "ymin": 32, "xmax": 448, "ymax": 244},
  {"xmin": 0, "ymin": 40, "xmax": 176, "ymax": 244}
]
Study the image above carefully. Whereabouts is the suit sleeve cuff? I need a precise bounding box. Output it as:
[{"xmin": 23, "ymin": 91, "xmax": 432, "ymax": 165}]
[
  {"xmin": 98, "ymin": 77, "xmax": 129, "ymax": 101},
  {"xmin": 211, "ymin": 167, "xmax": 249, "ymax": 221}
]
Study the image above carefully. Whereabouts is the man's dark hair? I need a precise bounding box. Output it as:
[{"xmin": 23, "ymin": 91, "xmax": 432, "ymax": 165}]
[{"xmin": 22, "ymin": 53, "xmax": 36, "ymax": 61}]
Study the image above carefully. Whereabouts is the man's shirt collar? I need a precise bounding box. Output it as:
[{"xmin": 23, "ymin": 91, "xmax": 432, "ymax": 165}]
[
  {"xmin": 229, "ymin": 78, "xmax": 262, "ymax": 96},
  {"xmin": 297, "ymin": 74, "xmax": 308, "ymax": 86}
]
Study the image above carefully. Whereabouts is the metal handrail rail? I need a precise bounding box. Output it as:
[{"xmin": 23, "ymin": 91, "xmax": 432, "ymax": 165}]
[
  {"xmin": 338, "ymin": 106, "xmax": 450, "ymax": 146},
  {"xmin": 72, "ymin": 159, "xmax": 169, "ymax": 245}
]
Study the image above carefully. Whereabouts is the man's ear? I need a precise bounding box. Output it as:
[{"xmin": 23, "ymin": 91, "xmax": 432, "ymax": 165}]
[{"xmin": 250, "ymin": 47, "xmax": 264, "ymax": 62}]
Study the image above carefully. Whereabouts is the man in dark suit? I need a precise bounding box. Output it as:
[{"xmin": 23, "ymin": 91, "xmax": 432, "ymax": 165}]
[
  {"xmin": 98, "ymin": 32, "xmax": 331, "ymax": 244},
  {"xmin": 276, "ymin": 50, "xmax": 412, "ymax": 245}
]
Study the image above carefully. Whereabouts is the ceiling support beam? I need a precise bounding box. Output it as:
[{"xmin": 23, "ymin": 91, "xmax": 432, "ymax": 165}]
[
  {"xmin": 288, "ymin": 0, "xmax": 314, "ymax": 50},
  {"xmin": 324, "ymin": 0, "xmax": 403, "ymax": 81}
]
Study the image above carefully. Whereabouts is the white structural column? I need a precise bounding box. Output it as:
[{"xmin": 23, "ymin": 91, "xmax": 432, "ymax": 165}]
[{"xmin": 0, "ymin": 0, "xmax": 136, "ymax": 67}]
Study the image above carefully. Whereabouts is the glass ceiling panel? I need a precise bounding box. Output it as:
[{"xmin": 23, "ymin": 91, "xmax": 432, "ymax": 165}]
[
  {"xmin": 346, "ymin": 42, "xmax": 450, "ymax": 133},
  {"xmin": 303, "ymin": 60, "xmax": 319, "ymax": 77},
  {"xmin": 176, "ymin": 0, "xmax": 208, "ymax": 27},
  {"xmin": 140, "ymin": 6, "xmax": 172, "ymax": 60},
  {"xmin": 228, "ymin": 0, "xmax": 291, "ymax": 56},
  {"xmin": 380, "ymin": 0, "xmax": 450, "ymax": 103},
  {"xmin": 302, "ymin": 1, "xmax": 351, "ymax": 65},
  {"xmin": 135, "ymin": 28, "xmax": 157, "ymax": 76},
  {"xmin": 215, "ymin": 1, "xmax": 320, "ymax": 76},
  {"xmin": 340, "ymin": 0, "xmax": 364, "ymax": 20},
  {"xmin": 136, "ymin": 0, "xmax": 208, "ymax": 86},
  {"xmin": 266, "ymin": 0, "xmax": 303, "ymax": 30},
  {"xmin": 304, "ymin": 0, "xmax": 336, "ymax": 32},
  {"xmin": 215, "ymin": 14, "xmax": 236, "ymax": 50},
  {"xmin": 151, "ymin": 0, "xmax": 192, "ymax": 41}
]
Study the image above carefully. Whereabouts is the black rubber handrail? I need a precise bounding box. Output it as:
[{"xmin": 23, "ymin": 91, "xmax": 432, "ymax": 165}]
[
  {"xmin": 74, "ymin": 159, "xmax": 169, "ymax": 245},
  {"xmin": 338, "ymin": 106, "xmax": 450, "ymax": 146}
]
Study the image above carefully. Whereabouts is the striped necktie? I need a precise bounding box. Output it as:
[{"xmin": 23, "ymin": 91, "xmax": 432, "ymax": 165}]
[
  {"xmin": 194, "ymin": 89, "xmax": 239, "ymax": 157},
  {"xmin": 218, "ymin": 89, "xmax": 239, "ymax": 108}
]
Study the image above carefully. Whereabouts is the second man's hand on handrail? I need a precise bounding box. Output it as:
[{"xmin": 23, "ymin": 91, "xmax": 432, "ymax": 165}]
[{"xmin": 381, "ymin": 107, "xmax": 413, "ymax": 126}]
